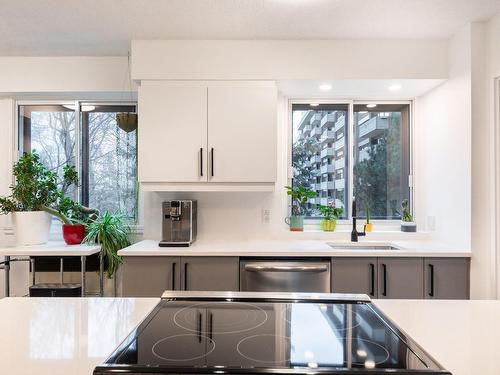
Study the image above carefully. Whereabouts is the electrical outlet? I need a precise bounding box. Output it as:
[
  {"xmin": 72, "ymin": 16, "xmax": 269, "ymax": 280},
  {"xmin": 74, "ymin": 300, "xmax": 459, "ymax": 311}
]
[{"xmin": 262, "ymin": 209, "xmax": 271, "ymax": 224}]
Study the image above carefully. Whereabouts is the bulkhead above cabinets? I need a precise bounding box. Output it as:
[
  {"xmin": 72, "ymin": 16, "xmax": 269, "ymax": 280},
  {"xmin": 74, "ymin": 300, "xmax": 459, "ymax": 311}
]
[{"xmin": 138, "ymin": 81, "xmax": 277, "ymax": 192}]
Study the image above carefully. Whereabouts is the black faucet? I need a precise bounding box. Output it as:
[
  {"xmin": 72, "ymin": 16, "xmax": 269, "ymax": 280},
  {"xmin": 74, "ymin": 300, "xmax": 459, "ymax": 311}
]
[{"xmin": 351, "ymin": 197, "xmax": 366, "ymax": 242}]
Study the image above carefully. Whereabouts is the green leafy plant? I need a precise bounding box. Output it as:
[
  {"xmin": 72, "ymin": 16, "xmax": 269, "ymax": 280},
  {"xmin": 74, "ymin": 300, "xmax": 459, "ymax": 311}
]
[
  {"xmin": 0, "ymin": 152, "xmax": 59, "ymax": 214},
  {"xmin": 83, "ymin": 212, "xmax": 130, "ymax": 278},
  {"xmin": 318, "ymin": 202, "xmax": 343, "ymax": 220},
  {"xmin": 285, "ymin": 185, "xmax": 317, "ymax": 216},
  {"xmin": 365, "ymin": 204, "xmax": 371, "ymax": 224},
  {"xmin": 401, "ymin": 199, "xmax": 413, "ymax": 222},
  {"xmin": 0, "ymin": 152, "xmax": 98, "ymax": 225}
]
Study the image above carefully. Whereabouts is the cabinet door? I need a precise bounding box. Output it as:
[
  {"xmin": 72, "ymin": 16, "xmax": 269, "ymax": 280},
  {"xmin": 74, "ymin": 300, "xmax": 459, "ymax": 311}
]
[
  {"xmin": 378, "ymin": 258, "xmax": 424, "ymax": 299},
  {"xmin": 138, "ymin": 81, "xmax": 208, "ymax": 182},
  {"xmin": 331, "ymin": 257, "xmax": 377, "ymax": 298},
  {"xmin": 207, "ymin": 83, "xmax": 277, "ymax": 183},
  {"xmin": 424, "ymin": 258, "xmax": 470, "ymax": 299},
  {"xmin": 121, "ymin": 256, "xmax": 180, "ymax": 297},
  {"xmin": 181, "ymin": 257, "xmax": 239, "ymax": 291}
]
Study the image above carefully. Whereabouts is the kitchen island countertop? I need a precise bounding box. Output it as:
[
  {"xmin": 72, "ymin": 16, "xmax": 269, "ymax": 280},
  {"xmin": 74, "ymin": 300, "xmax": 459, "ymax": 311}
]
[
  {"xmin": 0, "ymin": 297, "xmax": 496, "ymax": 375},
  {"xmin": 118, "ymin": 239, "xmax": 471, "ymax": 257}
]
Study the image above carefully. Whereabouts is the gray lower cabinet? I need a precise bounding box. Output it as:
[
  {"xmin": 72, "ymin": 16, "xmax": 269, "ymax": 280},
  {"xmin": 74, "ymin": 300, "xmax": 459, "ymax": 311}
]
[
  {"xmin": 181, "ymin": 257, "xmax": 239, "ymax": 291},
  {"xmin": 121, "ymin": 256, "xmax": 180, "ymax": 297},
  {"xmin": 424, "ymin": 257, "xmax": 470, "ymax": 299},
  {"xmin": 378, "ymin": 258, "xmax": 424, "ymax": 299},
  {"xmin": 331, "ymin": 257, "xmax": 377, "ymax": 297}
]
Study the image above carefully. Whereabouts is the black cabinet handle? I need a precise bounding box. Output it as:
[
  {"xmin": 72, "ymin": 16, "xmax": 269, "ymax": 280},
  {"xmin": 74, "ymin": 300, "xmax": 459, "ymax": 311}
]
[
  {"xmin": 200, "ymin": 148, "xmax": 203, "ymax": 177},
  {"xmin": 382, "ymin": 264, "xmax": 387, "ymax": 297},
  {"xmin": 172, "ymin": 262, "xmax": 176, "ymax": 290},
  {"xmin": 208, "ymin": 312, "xmax": 213, "ymax": 340},
  {"xmin": 184, "ymin": 262, "xmax": 188, "ymax": 291},
  {"xmin": 210, "ymin": 148, "xmax": 214, "ymax": 177},
  {"xmin": 369, "ymin": 263, "xmax": 375, "ymax": 296},
  {"xmin": 428, "ymin": 264, "xmax": 435, "ymax": 297},
  {"xmin": 197, "ymin": 311, "xmax": 202, "ymax": 343}
]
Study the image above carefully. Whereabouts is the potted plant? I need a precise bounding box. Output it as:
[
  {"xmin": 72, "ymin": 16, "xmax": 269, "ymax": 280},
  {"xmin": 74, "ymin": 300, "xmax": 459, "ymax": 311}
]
[
  {"xmin": 84, "ymin": 212, "xmax": 131, "ymax": 279},
  {"xmin": 44, "ymin": 165, "xmax": 98, "ymax": 245},
  {"xmin": 401, "ymin": 199, "xmax": 417, "ymax": 232},
  {"xmin": 318, "ymin": 202, "xmax": 343, "ymax": 232},
  {"xmin": 0, "ymin": 152, "xmax": 59, "ymax": 245},
  {"xmin": 285, "ymin": 185, "xmax": 317, "ymax": 231},
  {"xmin": 365, "ymin": 204, "xmax": 373, "ymax": 232}
]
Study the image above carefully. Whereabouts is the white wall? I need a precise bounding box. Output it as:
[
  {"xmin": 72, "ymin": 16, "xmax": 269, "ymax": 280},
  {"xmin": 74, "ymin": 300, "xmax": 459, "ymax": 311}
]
[
  {"xmin": 131, "ymin": 40, "xmax": 448, "ymax": 80},
  {"xmin": 414, "ymin": 25, "xmax": 472, "ymax": 250},
  {"xmin": 0, "ymin": 57, "xmax": 134, "ymax": 93}
]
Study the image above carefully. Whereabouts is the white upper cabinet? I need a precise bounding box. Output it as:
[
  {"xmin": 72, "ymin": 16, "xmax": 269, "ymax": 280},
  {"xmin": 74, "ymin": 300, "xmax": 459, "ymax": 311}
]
[
  {"xmin": 208, "ymin": 84, "xmax": 277, "ymax": 183},
  {"xmin": 138, "ymin": 81, "xmax": 277, "ymax": 191},
  {"xmin": 138, "ymin": 82, "xmax": 208, "ymax": 183}
]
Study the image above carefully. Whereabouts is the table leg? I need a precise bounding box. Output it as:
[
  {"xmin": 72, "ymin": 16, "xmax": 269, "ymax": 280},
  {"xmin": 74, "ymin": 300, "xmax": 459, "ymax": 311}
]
[
  {"xmin": 60, "ymin": 258, "xmax": 64, "ymax": 284},
  {"xmin": 99, "ymin": 251, "xmax": 104, "ymax": 297},
  {"xmin": 4, "ymin": 256, "xmax": 10, "ymax": 297},
  {"xmin": 81, "ymin": 255, "xmax": 86, "ymax": 297},
  {"xmin": 30, "ymin": 258, "xmax": 35, "ymax": 286}
]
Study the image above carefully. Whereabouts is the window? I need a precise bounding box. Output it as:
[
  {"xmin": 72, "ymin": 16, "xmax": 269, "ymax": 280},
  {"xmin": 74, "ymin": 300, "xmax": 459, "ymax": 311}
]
[
  {"xmin": 18, "ymin": 102, "xmax": 138, "ymax": 221},
  {"xmin": 291, "ymin": 102, "xmax": 411, "ymax": 220},
  {"xmin": 292, "ymin": 104, "xmax": 349, "ymax": 218},
  {"xmin": 353, "ymin": 104, "xmax": 410, "ymax": 220}
]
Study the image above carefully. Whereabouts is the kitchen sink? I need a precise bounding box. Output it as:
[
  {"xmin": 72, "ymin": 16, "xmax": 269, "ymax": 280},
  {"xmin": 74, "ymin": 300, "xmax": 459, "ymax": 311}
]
[{"xmin": 326, "ymin": 243, "xmax": 402, "ymax": 250}]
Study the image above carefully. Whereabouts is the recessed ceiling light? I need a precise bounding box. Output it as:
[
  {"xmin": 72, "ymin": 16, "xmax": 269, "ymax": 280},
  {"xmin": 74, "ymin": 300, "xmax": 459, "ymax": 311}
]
[
  {"xmin": 388, "ymin": 83, "xmax": 402, "ymax": 91},
  {"xmin": 310, "ymin": 103, "xmax": 319, "ymax": 107},
  {"xmin": 366, "ymin": 104, "xmax": 377, "ymax": 108},
  {"xmin": 319, "ymin": 84, "xmax": 332, "ymax": 91}
]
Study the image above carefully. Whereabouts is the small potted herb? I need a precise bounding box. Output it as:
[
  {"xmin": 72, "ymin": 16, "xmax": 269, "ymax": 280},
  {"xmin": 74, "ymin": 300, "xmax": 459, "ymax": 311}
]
[
  {"xmin": 284, "ymin": 185, "xmax": 317, "ymax": 231},
  {"xmin": 365, "ymin": 204, "xmax": 373, "ymax": 232},
  {"xmin": 318, "ymin": 202, "xmax": 343, "ymax": 232},
  {"xmin": 401, "ymin": 199, "xmax": 416, "ymax": 232}
]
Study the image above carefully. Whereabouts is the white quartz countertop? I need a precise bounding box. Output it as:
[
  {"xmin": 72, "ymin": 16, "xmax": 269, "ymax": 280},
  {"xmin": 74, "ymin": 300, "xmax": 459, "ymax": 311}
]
[
  {"xmin": 373, "ymin": 299, "xmax": 500, "ymax": 375},
  {"xmin": 118, "ymin": 239, "xmax": 471, "ymax": 257},
  {"xmin": 0, "ymin": 297, "xmax": 496, "ymax": 375},
  {"xmin": 0, "ymin": 241, "xmax": 101, "ymax": 256},
  {"xmin": 0, "ymin": 297, "xmax": 159, "ymax": 375}
]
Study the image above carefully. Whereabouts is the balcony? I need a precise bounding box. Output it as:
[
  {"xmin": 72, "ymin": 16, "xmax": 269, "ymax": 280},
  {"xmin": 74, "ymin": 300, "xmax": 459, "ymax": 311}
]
[
  {"xmin": 320, "ymin": 148, "xmax": 334, "ymax": 158},
  {"xmin": 320, "ymin": 129, "xmax": 335, "ymax": 143},
  {"xmin": 310, "ymin": 113, "xmax": 323, "ymax": 126},
  {"xmin": 334, "ymin": 138, "xmax": 345, "ymax": 150},
  {"xmin": 320, "ymin": 181, "xmax": 335, "ymax": 190},
  {"xmin": 320, "ymin": 164, "xmax": 335, "ymax": 174},
  {"xmin": 358, "ymin": 116, "xmax": 388, "ymax": 139},
  {"xmin": 301, "ymin": 124, "xmax": 312, "ymax": 137},
  {"xmin": 309, "ymin": 155, "xmax": 321, "ymax": 164},
  {"xmin": 311, "ymin": 126, "xmax": 322, "ymax": 138},
  {"xmin": 320, "ymin": 113, "xmax": 336, "ymax": 128},
  {"xmin": 335, "ymin": 157, "xmax": 345, "ymax": 170},
  {"xmin": 335, "ymin": 178, "xmax": 345, "ymax": 190},
  {"xmin": 334, "ymin": 115, "xmax": 346, "ymax": 132}
]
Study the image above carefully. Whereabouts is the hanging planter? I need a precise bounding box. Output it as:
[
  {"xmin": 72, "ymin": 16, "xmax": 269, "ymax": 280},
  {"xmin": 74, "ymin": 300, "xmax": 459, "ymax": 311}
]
[{"xmin": 116, "ymin": 113, "xmax": 138, "ymax": 133}]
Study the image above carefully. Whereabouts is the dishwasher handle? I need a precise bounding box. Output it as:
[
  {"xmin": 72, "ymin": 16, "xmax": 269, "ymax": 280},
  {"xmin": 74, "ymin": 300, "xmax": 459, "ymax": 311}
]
[{"xmin": 244, "ymin": 263, "xmax": 329, "ymax": 272}]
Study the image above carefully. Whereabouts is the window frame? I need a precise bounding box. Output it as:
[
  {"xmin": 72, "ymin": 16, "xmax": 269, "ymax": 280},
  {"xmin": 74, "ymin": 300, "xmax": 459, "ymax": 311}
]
[
  {"xmin": 288, "ymin": 99, "xmax": 414, "ymax": 224},
  {"xmin": 16, "ymin": 99, "xmax": 139, "ymax": 223}
]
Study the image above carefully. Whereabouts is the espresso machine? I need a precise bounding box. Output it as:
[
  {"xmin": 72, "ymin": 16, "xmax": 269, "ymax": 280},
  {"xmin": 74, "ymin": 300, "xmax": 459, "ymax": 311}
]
[{"xmin": 159, "ymin": 200, "xmax": 197, "ymax": 247}]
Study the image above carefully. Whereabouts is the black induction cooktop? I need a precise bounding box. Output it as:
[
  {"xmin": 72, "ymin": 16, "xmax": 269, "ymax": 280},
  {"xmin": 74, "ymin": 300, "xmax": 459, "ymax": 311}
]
[{"xmin": 94, "ymin": 292, "xmax": 450, "ymax": 375}]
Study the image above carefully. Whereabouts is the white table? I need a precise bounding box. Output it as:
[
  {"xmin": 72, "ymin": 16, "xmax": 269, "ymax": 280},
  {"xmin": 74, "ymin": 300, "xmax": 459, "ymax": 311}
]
[{"xmin": 0, "ymin": 241, "xmax": 102, "ymax": 297}]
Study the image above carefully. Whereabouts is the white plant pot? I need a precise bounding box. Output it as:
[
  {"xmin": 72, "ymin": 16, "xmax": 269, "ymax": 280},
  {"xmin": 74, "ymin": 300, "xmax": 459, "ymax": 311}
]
[{"xmin": 12, "ymin": 211, "xmax": 52, "ymax": 246}]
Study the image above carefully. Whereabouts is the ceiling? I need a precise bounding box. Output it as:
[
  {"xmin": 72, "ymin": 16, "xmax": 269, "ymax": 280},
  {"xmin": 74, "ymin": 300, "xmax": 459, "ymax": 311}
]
[
  {"xmin": 277, "ymin": 79, "xmax": 445, "ymax": 99},
  {"xmin": 0, "ymin": 0, "xmax": 499, "ymax": 56}
]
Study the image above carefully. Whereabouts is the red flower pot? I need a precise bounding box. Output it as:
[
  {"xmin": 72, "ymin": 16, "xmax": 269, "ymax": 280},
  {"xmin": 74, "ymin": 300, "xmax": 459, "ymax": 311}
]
[{"xmin": 62, "ymin": 224, "xmax": 85, "ymax": 245}]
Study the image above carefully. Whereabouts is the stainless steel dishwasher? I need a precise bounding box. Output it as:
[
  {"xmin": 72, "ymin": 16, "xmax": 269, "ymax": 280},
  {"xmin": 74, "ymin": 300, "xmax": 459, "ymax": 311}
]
[{"xmin": 240, "ymin": 259, "xmax": 331, "ymax": 292}]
